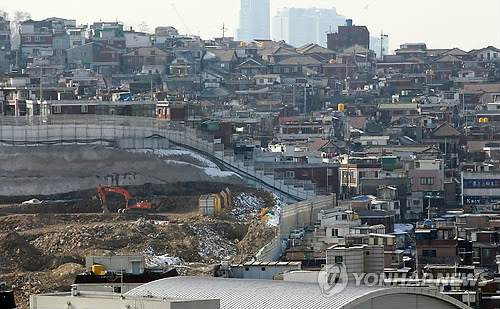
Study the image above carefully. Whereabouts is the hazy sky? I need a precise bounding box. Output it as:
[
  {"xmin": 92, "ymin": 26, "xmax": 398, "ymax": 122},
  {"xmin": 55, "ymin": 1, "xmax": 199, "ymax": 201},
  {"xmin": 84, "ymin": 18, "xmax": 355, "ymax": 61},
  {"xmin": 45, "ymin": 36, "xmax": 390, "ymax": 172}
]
[{"xmin": 2, "ymin": 0, "xmax": 500, "ymax": 51}]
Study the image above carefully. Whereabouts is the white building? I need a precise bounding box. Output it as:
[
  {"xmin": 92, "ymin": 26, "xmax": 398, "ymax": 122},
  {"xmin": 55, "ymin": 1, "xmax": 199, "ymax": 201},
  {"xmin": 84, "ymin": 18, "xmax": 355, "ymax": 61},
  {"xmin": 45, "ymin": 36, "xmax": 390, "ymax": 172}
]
[
  {"xmin": 272, "ymin": 7, "xmax": 345, "ymax": 47},
  {"xmin": 237, "ymin": 0, "xmax": 270, "ymax": 42},
  {"xmin": 124, "ymin": 30, "xmax": 152, "ymax": 49}
]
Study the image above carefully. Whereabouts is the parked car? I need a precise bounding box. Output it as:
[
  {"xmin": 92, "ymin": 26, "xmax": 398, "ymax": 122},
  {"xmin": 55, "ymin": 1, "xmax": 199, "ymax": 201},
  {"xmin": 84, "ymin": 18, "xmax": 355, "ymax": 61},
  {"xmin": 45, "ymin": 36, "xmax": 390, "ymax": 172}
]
[
  {"xmin": 290, "ymin": 229, "xmax": 304, "ymax": 239},
  {"xmin": 305, "ymin": 226, "xmax": 315, "ymax": 233}
]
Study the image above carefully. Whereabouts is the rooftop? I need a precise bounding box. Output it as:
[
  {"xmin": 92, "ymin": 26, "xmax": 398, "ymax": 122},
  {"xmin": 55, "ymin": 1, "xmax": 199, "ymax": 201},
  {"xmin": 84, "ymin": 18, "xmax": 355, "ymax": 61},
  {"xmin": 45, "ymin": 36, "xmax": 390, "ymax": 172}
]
[{"xmin": 125, "ymin": 277, "xmax": 470, "ymax": 309}]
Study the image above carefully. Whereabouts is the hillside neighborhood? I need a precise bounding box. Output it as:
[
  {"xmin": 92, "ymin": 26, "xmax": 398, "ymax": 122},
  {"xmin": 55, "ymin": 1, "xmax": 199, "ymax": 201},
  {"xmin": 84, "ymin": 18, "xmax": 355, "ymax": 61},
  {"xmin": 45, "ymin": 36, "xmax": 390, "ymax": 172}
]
[{"xmin": 0, "ymin": 4, "xmax": 499, "ymax": 309}]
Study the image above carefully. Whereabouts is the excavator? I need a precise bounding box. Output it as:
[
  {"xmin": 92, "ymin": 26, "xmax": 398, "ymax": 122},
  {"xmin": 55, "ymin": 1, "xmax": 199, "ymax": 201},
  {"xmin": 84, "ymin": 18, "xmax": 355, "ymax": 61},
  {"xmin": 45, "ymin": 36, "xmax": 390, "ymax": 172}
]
[{"xmin": 97, "ymin": 184, "xmax": 152, "ymax": 214}]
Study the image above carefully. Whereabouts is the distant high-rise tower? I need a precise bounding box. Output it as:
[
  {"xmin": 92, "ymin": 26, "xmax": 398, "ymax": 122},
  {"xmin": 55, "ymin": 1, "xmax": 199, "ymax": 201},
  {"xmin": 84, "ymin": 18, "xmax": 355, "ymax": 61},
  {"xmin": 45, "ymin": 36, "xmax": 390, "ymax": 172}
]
[
  {"xmin": 273, "ymin": 8, "xmax": 345, "ymax": 47},
  {"xmin": 237, "ymin": 0, "xmax": 270, "ymax": 42}
]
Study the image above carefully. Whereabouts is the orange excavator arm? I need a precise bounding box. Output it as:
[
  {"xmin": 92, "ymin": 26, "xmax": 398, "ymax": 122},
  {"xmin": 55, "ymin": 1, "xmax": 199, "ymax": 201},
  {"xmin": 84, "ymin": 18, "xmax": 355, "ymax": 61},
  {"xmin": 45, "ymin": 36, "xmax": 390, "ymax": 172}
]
[{"xmin": 97, "ymin": 184, "xmax": 151, "ymax": 214}]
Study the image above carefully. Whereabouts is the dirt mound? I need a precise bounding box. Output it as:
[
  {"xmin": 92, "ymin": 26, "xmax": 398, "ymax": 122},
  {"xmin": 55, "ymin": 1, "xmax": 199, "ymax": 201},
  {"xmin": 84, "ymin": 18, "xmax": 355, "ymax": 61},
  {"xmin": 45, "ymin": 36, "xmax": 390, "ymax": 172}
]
[
  {"xmin": 0, "ymin": 232, "xmax": 48, "ymax": 271},
  {"xmin": 237, "ymin": 223, "xmax": 277, "ymax": 259},
  {"xmin": 50, "ymin": 263, "xmax": 85, "ymax": 288}
]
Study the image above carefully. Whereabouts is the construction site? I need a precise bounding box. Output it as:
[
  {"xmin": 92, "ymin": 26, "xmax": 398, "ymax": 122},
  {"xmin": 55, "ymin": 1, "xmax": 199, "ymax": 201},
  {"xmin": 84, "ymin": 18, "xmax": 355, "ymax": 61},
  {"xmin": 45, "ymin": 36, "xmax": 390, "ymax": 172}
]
[{"xmin": 0, "ymin": 144, "xmax": 280, "ymax": 309}]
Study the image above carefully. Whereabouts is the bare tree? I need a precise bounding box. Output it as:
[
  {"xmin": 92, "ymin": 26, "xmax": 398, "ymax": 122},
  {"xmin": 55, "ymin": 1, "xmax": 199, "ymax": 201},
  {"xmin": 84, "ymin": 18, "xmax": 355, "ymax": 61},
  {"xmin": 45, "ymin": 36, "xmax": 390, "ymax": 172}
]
[
  {"xmin": 11, "ymin": 11, "xmax": 32, "ymax": 50},
  {"xmin": 137, "ymin": 21, "xmax": 150, "ymax": 33},
  {"xmin": 0, "ymin": 9, "xmax": 8, "ymax": 20}
]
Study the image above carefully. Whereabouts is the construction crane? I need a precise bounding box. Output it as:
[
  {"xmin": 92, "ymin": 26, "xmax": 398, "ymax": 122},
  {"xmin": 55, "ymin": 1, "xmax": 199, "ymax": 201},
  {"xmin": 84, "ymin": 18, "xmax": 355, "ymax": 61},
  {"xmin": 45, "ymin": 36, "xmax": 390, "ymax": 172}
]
[
  {"xmin": 170, "ymin": 1, "xmax": 191, "ymax": 35},
  {"xmin": 97, "ymin": 184, "xmax": 152, "ymax": 214}
]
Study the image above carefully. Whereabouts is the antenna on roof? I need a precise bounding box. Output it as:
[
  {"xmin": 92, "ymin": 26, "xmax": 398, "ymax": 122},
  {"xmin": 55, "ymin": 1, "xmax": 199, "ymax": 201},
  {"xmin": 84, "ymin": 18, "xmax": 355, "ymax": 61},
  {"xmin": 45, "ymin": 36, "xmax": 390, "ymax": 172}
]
[{"xmin": 221, "ymin": 23, "xmax": 228, "ymax": 39}]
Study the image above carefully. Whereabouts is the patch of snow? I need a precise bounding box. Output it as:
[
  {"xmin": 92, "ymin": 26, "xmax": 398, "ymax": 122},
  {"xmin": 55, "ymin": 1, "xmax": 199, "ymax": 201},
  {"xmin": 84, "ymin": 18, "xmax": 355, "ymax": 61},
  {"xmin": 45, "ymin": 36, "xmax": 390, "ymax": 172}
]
[
  {"xmin": 143, "ymin": 248, "xmax": 182, "ymax": 268},
  {"xmin": 190, "ymin": 225, "xmax": 237, "ymax": 261},
  {"xmin": 230, "ymin": 193, "xmax": 266, "ymax": 221},
  {"xmin": 264, "ymin": 194, "xmax": 284, "ymax": 226},
  {"xmin": 131, "ymin": 149, "xmax": 240, "ymax": 179}
]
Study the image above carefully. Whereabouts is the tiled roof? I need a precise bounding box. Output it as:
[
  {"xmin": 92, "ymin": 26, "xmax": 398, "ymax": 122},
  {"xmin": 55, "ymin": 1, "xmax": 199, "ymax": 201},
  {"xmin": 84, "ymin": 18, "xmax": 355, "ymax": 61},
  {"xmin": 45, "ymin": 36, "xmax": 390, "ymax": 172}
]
[
  {"xmin": 378, "ymin": 103, "xmax": 418, "ymax": 110},
  {"xmin": 206, "ymin": 49, "xmax": 237, "ymax": 62},
  {"xmin": 463, "ymin": 83, "xmax": 500, "ymax": 94},
  {"xmin": 435, "ymin": 55, "xmax": 462, "ymax": 63},
  {"xmin": 350, "ymin": 116, "xmax": 367, "ymax": 129},
  {"xmin": 431, "ymin": 123, "xmax": 461, "ymax": 137},
  {"xmin": 309, "ymin": 139, "xmax": 331, "ymax": 151},
  {"xmin": 277, "ymin": 55, "xmax": 321, "ymax": 65},
  {"xmin": 297, "ymin": 43, "xmax": 335, "ymax": 55},
  {"xmin": 125, "ymin": 47, "xmax": 167, "ymax": 57}
]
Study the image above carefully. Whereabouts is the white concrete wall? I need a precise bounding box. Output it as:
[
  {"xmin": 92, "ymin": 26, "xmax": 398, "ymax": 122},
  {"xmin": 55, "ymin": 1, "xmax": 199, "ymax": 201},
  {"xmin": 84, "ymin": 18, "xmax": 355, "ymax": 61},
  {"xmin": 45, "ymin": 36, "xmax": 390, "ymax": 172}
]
[{"xmin": 30, "ymin": 293, "xmax": 220, "ymax": 309}]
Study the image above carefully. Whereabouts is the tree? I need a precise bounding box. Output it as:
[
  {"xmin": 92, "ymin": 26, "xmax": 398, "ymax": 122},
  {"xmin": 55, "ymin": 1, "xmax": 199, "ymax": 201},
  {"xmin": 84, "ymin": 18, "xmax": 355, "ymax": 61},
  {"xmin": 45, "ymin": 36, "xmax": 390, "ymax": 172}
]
[
  {"xmin": 137, "ymin": 21, "xmax": 150, "ymax": 33},
  {"xmin": 0, "ymin": 9, "xmax": 8, "ymax": 20},
  {"xmin": 11, "ymin": 11, "xmax": 31, "ymax": 50}
]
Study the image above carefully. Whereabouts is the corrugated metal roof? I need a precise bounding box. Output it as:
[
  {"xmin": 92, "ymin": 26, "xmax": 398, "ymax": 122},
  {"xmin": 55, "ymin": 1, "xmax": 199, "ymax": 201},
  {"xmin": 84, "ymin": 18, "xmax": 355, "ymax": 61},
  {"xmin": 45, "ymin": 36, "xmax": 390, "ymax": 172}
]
[{"xmin": 125, "ymin": 277, "xmax": 470, "ymax": 309}]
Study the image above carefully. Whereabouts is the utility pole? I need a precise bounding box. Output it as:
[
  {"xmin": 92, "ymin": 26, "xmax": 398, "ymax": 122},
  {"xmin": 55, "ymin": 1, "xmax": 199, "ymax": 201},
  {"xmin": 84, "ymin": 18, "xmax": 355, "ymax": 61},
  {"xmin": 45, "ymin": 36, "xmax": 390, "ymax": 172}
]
[{"xmin": 150, "ymin": 78, "xmax": 153, "ymax": 101}]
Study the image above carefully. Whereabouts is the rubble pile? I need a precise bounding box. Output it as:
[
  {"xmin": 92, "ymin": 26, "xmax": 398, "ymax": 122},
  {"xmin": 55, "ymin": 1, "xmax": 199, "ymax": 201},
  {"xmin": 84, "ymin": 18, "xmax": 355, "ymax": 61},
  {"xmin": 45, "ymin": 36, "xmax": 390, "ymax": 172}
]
[
  {"xmin": 0, "ymin": 232, "xmax": 49, "ymax": 272},
  {"xmin": 0, "ymin": 188, "xmax": 279, "ymax": 309},
  {"xmin": 31, "ymin": 223, "xmax": 134, "ymax": 254},
  {"xmin": 190, "ymin": 224, "xmax": 238, "ymax": 262},
  {"xmin": 230, "ymin": 192, "xmax": 267, "ymax": 221},
  {"xmin": 237, "ymin": 223, "xmax": 277, "ymax": 259}
]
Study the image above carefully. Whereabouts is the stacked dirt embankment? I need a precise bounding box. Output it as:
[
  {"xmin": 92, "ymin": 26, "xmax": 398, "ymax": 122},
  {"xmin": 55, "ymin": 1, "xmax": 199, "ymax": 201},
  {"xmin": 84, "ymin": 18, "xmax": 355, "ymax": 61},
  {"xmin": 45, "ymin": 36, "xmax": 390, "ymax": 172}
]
[{"xmin": 0, "ymin": 189, "xmax": 279, "ymax": 309}]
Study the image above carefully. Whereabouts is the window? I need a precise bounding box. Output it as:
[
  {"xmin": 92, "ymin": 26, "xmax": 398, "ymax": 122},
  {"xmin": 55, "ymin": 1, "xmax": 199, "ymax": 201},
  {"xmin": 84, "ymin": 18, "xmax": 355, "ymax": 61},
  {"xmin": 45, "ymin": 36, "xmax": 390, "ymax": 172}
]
[
  {"xmin": 261, "ymin": 267, "xmax": 266, "ymax": 271},
  {"xmin": 56, "ymin": 50, "xmax": 62, "ymax": 56},
  {"xmin": 26, "ymin": 36, "xmax": 31, "ymax": 42},
  {"xmin": 334, "ymin": 256, "xmax": 343, "ymax": 264},
  {"xmin": 331, "ymin": 229, "xmax": 339, "ymax": 237},
  {"xmin": 245, "ymin": 267, "xmax": 249, "ymax": 271},
  {"xmin": 81, "ymin": 105, "xmax": 88, "ymax": 113},
  {"xmin": 302, "ymin": 170, "xmax": 308, "ymax": 177},
  {"xmin": 420, "ymin": 177, "xmax": 434, "ymax": 185},
  {"xmin": 35, "ymin": 36, "xmax": 40, "ymax": 42},
  {"xmin": 54, "ymin": 105, "xmax": 61, "ymax": 113},
  {"xmin": 484, "ymin": 249, "xmax": 490, "ymax": 257},
  {"xmin": 285, "ymin": 171, "xmax": 295, "ymax": 179},
  {"xmin": 473, "ymin": 248, "xmax": 480, "ymax": 258},
  {"xmin": 422, "ymin": 250, "xmax": 437, "ymax": 257}
]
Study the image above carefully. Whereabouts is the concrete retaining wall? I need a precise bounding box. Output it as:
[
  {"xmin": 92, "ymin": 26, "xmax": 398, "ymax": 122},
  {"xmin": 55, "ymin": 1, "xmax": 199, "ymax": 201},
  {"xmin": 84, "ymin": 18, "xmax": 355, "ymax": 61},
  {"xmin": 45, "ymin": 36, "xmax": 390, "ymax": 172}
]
[
  {"xmin": 279, "ymin": 194, "xmax": 337, "ymax": 235},
  {"xmin": 0, "ymin": 146, "xmax": 243, "ymax": 196}
]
